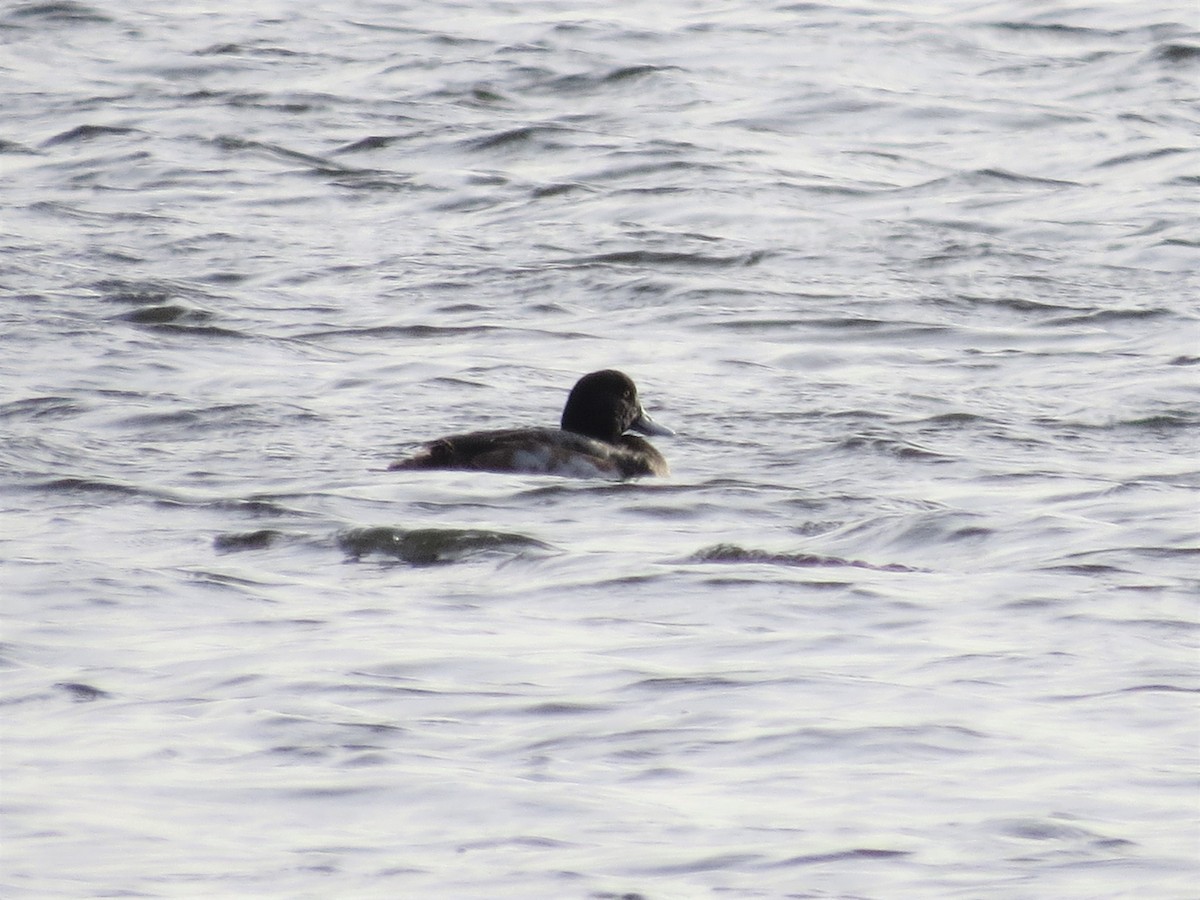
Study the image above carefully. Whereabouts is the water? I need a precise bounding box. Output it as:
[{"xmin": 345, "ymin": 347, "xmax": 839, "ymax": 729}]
[{"xmin": 2, "ymin": 1, "xmax": 1198, "ymax": 896}]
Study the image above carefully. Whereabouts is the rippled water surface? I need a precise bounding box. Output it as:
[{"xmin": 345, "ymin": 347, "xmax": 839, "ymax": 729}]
[{"xmin": 2, "ymin": 1, "xmax": 1198, "ymax": 897}]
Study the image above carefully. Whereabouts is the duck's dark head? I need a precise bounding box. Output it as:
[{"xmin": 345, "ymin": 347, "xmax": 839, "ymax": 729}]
[{"xmin": 561, "ymin": 369, "xmax": 673, "ymax": 443}]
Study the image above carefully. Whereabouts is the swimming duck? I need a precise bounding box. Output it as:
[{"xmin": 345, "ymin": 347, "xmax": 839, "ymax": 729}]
[{"xmin": 389, "ymin": 369, "xmax": 673, "ymax": 478}]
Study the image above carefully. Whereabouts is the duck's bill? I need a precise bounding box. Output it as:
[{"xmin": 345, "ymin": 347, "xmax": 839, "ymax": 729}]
[{"xmin": 631, "ymin": 410, "xmax": 675, "ymax": 437}]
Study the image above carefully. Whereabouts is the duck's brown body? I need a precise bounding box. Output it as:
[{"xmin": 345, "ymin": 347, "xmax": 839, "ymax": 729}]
[
  {"xmin": 388, "ymin": 371, "xmax": 672, "ymax": 480},
  {"xmin": 389, "ymin": 427, "xmax": 668, "ymax": 479}
]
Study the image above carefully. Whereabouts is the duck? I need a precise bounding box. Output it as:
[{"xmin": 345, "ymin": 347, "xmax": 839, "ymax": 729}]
[{"xmin": 388, "ymin": 369, "xmax": 673, "ymax": 478}]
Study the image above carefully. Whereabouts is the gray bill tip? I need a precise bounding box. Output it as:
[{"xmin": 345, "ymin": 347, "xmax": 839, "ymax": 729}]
[{"xmin": 631, "ymin": 410, "xmax": 675, "ymax": 437}]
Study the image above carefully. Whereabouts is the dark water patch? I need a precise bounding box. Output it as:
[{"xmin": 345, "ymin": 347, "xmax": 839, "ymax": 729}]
[
  {"xmin": 838, "ymin": 434, "xmax": 951, "ymax": 462},
  {"xmin": 189, "ymin": 569, "xmax": 279, "ymax": 590},
  {"xmin": 1062, "ymin": 612, "xmax": 1199, "ymax": 634},
  {"xmin": 543, "ymin": 64, "xmax": 677, "ymax": 94},
  {"xmin": 119, "ymin": 304, "xmax": 215, "ymax": 327},
  {"xmin": 236, "ymin": 617, "xmax": 326, "ymax": 630},
  {"xmin": 211, "ymin": 135, "xmax": 376, "ymax": 176},
  {"xmin": 286, "ymin": 785, "xmax": 379, "ymax": 800},
  {"xmin": 948, "ymin": 525, "xmax": 995, "ymax": 541},
  {"xmin": 1044, "ymin": 411, "xmax": 1198, "ymax": 433},
  {"xmin": 195, "ymin": 42, "xmax": 307, "ymax": 59},
  {"xmin": 424, "ymin": 80, "xmax": 515, "ymax": 107},
  {"xmin": 345, "ymin": 750, "xmax": 393, "ymax": 767},
  {"xmin": 908, "ymin": 411, "xmax": 993, "ymax": 427},
  {"xmin": 29, "ymin": 199, "xmax": 166, "ymax": 227},
  {"xmin": 456, "ymin": 835, "xmax": 576, "ymax": 854},
  {"xmin": 690, "ymin": 543, "xmax": 920, "ymax": 573},
  {"xmin": 338, "ymin": 526, "xmax": 552, "ymax": 565},
  {"xmin": 209, "ymin": 496, "xmax": 315, "ymax": 518},
  {"xmin": 431, "ymin": 192, "xmax": 511, "ymax": 213},
  {"xmin": 214, "ymin": 529, "xmax": 283, "ymax": 552},
  {"xmin": 586, "ymin": 157, "xmax": 712, "ymax": 184},
  {"xmin": 613, "ymin": 185, "xmax": 688, "ymax": 199},
  {"xmin": 991, "ymin": 816, "xmax": 1124, "ymax": 845},
  {"xmin": 300, "ymin": 322, "xmax": 592, "ymax": 342},
  {"xmin": 267, "ymin": 744, "xmax": 333, "ymax": 761},
  {"xmin": 785, "ymin": 180, "xmax": 878, "ymax": 198},
  {"xmin": 334, "ymin": 134, "xmax": 415, "ymax": 154},
  {"xmin": 1045, "ymin": 306, "xmax": 1172, "ymax": 325},
  {"xmin": 433, "ymin": 300, "xmax": 492, "ymax": 314},
  {"xmin": 460, "ymin": 124, "xmax": 566, "ymax": 152},
  {"xmin": 521, "ymin": 701, "xmax": 610, "ymax": 716},
  {"xmin": 513, "ymin": 479, "xmax": 691, "ymax": 503},
  {"xmin": 1003, "ymin": 596, "xmax": 1065, "ymax": 611},
  {"xmin": 773, "ymin": 723, "xmax": 988, "ymax": 759},
  {"xmin": 6, "ymin": 2, "xmax": 112, "ymax": 24},
  {"xmin": 181, "ymin": 88, "xmax": 328, "ymax": 115},
  {"xmin": 987, "ymin": 21, "xmax": 1118, "ymax": 38},
  {"xmin": 808, "ymin": 316, "xmax": 918, "ymax": 331},
  {"xmin": 195, "ymin": 42, "xmax": 251, "ymax": 55},
  {"xmin": 117, "ymin": 403, "xmax": 264, "ymax": 432},
  {"xmin": 1130, "ymin": 546, "xmax": 1200, "ymax": 561},
  {"xmin": 531, "ymin": 181, "xmax": 592, "ymax": 199},
  {"xmin": 696, "ymin": 575, "xmax": 821, "ymax": 588},
  {"xmin": 334, "ymin": 134, "xmax": 396, "ymax": 154},
  {"xmin": 0, "ymin": 396, "xmax": 87, "ymax": 421},
  {"xmin": 627, "ymin": 503, "xmax": 709, "ymax": 522},
  {"xmin": 909, "ymin": 217, "xmax": 1008, "ymax": 239},
  {"xmin": 1046, "ymin": 682, "xmax": 1200, "ymax": 703},
  {"xmin": 1096, "ymin": 146, "xmax": 1191, "ymax": 169},
  {"xmin": 1037, "ymin": 562, "xmax": 1128, "ymax": 575},
  {"xmin": 91, "ymin": 277, "xmax": 213, "ymax": 307},
  {"xmin": 41, "ymin": 124, "xmax": 140, "ymax": 147},
  {"xmin": 634, "ymin": 852, "xmax": 763, "ymax": 876},
  {"xmin": 707, "ymin": 315, "xmax": 816, "ymax": 332},
  {"xmin": 626, "ymin": 675, "xmax": 748, "ymax": 692},
  {"xmin": 0, "ymin": 139, "xmax": 39, "ymax": 154},
  {"xmin": 299, "ymin": 323, "xmax": 502, "ymax": 341},
  {"xmin": 1158, "ymin": 235, "xmax": 1200, "ymax": 251},
  {"xmin": 35, "ymin": 476, "xmax": 144, "ymax": 498},
  {"xmin": 27, "ymin": 476, "xmax": 304, "ymax": 513},
  {"xmin": 93, "ymin": 280, "xmax": 172, "ymax": 306},
  {"xmin": 1115, "ymin": 683, "xmax": 1200, "ymax": 696},
  {"xmin": 1151, "ymin": 43, "xmax": 1200, "ymax": 65},
  {"xmin": 325, "ymin": 166, "xmax": 415, "ymax": 190},
  {"xmin": 768, "ymin": 847, "xmax": 911, "ymax": 868},
  {"xmin": 54, "ymin": 682, "xmax": 110, "ymax": 702},
  {"xmin": 460, "ymin": 85, "xmax": 512, "ymax": 107},
  {"xmin": 604, "ymin": 64, "xmax": 674, "ymax": 83},
  {"xmin": 558, "ymin": 249, "xmax": 768, "ymax": 269},
  {"xmin": 898, "ymin": 168, "xmax": 1080, "ymax": 197},
  {"xmin": 134, "ymin": 319, "xmax": 252, "ymax": 339},
  {"xmin": 1118, "ymin": 413, "xmax": 1198, "ymax": 431},
  {"xmin": 797, "ymin": 508, "xmax": 995, "ymax": 556},
  {"xmin": 952, "ymin": 294, "xmax": 1084, "ymax": 315},
  {"xmin": 774, "ymin": 2, "xmax": 840, "ymax": 12}
]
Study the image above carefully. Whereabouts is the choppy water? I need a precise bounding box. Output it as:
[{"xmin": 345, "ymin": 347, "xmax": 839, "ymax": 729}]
[{"xmin": 2, "ymin": 1, "xmax": 1199, "ymax": 897}]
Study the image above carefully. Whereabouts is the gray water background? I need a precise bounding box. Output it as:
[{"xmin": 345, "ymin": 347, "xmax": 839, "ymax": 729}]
[{"xmin": 2, "ymin": 1, "xmax": 1198, "ymax": 897}]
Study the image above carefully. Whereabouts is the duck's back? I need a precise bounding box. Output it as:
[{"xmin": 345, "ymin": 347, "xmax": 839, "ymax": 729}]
[{"xmin": 389, "ymin": 427, "xmax": 666, "ymax": 479}]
